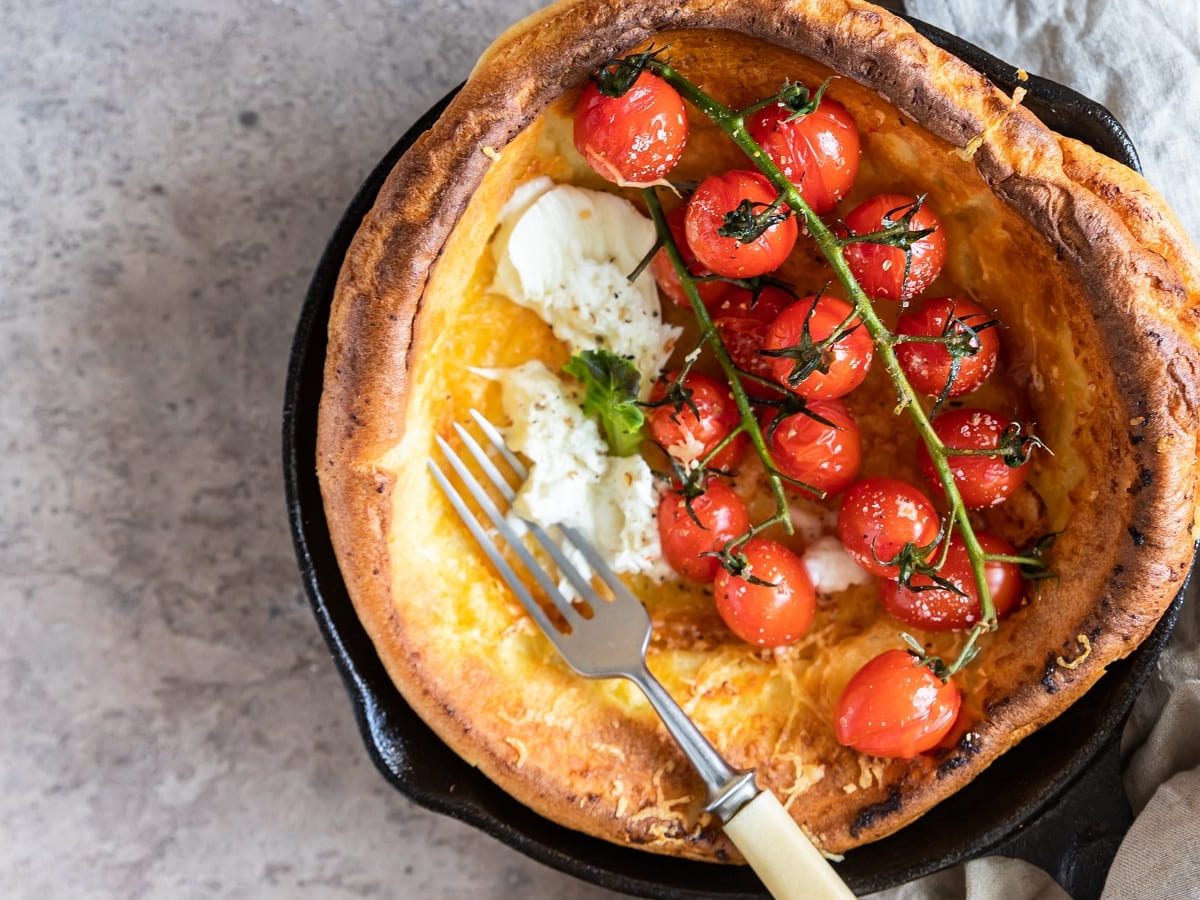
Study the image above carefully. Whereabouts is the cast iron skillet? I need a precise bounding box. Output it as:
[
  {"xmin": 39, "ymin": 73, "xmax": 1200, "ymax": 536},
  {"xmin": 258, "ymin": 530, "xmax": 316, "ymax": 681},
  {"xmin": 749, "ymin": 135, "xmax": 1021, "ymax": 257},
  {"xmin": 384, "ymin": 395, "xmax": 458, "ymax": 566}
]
[{"xmin": 284, "ymin": 7, "xmax": 1189, "ymax": 898}]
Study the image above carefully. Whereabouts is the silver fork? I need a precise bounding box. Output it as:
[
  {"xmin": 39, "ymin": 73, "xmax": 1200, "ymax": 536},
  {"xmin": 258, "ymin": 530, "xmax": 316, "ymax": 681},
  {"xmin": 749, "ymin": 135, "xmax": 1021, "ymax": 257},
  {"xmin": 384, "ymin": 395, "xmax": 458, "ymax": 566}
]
[{"xmin": 429, "ymin": 411, "xmax": 854, "ymax": 900}]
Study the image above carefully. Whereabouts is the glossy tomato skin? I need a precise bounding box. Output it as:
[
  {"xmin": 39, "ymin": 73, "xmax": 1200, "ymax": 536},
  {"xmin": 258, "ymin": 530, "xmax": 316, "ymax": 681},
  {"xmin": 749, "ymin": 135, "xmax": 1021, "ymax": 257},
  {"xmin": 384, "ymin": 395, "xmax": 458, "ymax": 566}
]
[
  {"xmin": 685, "ymin": 170, "xmax": 799, "ymax": 279},
  {"xmin": 762, "ymin": 294, "xmax": 874, "ymax": 400},
  {"xmin": 917, "ymin": 408, "xmax": 1029, "ymax": 509},
  {"xmin": 747, "ymin": 97, "xmax": 861, "ymax": 214},
  {"xmin": 896, "ymin": 298, "xmax": 1000, "ymax": 398},
  {"xmin": 714, "ymin": 538, "xmax": 816, "ymax": 647},
  {"xmin": 658, "ymin": 482, "xmax": 750, "ymax": 583},
  {"xmin": 648, "ymin": 371, "xmax": 748, "ymax": 471},
  {"xmin": 711, "ymin": 286, "xmax": 794, "ymax": 399},
  {"xmin": 880, "ymin": 532, "xmax": 1024, "ymax": 631},
  {"xmin": 762, "ymin": 399, "xmax": 862, "ymax": 495},
  {"xmin": 843, "ymin": 193, "xmax": 947, "ymax": 302},
  {"xmin": 573, "ymin": 71, "xmax": 688, "ymax": 186},
  {"xmin": 837, "ymin": 477, "xmax": 941, "ymax": 578},
  {"xmin": 710, "ymin": 285, "xmax": 795, "ymax": 323},
  {"xmin": 650, "ymin": 206, "xmax": 734, "ymax": 310},
  {"xmin": 834, "ymin": 650, "xmax": 962, "ymax": 758}
]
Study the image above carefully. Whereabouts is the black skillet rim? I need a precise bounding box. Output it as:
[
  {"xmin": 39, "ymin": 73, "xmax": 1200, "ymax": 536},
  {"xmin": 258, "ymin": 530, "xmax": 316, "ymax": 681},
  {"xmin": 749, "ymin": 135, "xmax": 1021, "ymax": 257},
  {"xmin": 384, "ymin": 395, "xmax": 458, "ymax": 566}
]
[{"xmin": 283, "ymin": 11, "xmax": 1185, "ymax": 898}]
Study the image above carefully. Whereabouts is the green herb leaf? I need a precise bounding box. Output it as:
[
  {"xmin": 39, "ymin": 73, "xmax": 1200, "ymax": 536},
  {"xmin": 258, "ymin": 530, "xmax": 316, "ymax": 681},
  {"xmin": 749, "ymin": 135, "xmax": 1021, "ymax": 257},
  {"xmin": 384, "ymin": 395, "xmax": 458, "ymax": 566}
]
[{"xmin": 564, "ymin": 350, "xmax": 645, "ymax": 457}]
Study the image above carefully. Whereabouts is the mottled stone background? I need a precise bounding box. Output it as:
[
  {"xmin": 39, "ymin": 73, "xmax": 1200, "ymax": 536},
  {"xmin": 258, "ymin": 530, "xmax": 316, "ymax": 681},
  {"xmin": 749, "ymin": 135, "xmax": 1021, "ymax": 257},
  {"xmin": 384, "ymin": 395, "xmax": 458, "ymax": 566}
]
[
  {"xmin": 2, "ymin": 2, "xmax": 1195, "ymax": 899},
  {"xmin": 0, "ymin": 0, "xmax": 616, "ymax": 896}
]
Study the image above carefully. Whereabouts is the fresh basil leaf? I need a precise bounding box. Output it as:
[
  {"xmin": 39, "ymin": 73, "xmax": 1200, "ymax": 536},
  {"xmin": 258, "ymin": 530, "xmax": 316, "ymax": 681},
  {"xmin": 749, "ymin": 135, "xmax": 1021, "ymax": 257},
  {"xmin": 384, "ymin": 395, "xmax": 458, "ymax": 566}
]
[{"xmin": 563, "ymin": 349, "xmax": 645, "ymax": 457}]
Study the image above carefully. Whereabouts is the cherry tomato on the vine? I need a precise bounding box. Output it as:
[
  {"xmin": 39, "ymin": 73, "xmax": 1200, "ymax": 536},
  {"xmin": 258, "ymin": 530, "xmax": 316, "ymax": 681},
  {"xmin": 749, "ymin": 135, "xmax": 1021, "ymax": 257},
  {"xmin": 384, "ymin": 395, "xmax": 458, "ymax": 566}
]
[
  {"xmin": 685, "ymin": 170, "xmax": 799, "ymax": 279},
  {"xmin": 714, "ymin": 538, "xmax": 815, "ymax": 647},
  {"xmin": 573, "ymin": 71, "xmax": 689, "ymax": 186},
  {"xmin": 837, "ymin": 477, "xmax": 941, "ymax": 579},
  {"xmin": 650, "ymin": 206, "xmax": 734, "ymax": 310},
  {"xmin": 762, "ymin": 294, "xmax": 874, "ymax": 400},
  {"xmin": 896, "ymin": 297, "xmax": 1000, "ymax": 399},
  {"xmin": 834, "ymin": 649, "xmax": 962, "ymax": 758},
  {"xmin": 711, "ymin": 286, "xmax": 794, "ymax": 398},
  {"xmin": 880, "ymin": 532, "xmax": 1025, "ymax": 631},
  {"xmin": 917, "ymin": 408, "xmax": 1030, "ymax": 509},
  {"xmin": 657, "ymin": 482, "xmax": 750, "ymax": 584},
  {"xmin": 762, "ymin": 399, "xmax": 862, "ymax": 496},
  {"xmin": 843, "ymin": 193, "xmax": 947, "ymax": 302},
  {"xmin": 648, "ymin": 371, "xmax": 748, "ymax": 471},
  {"xmin": 747, "ymin": 96, "xmax": 861, "ymax": 214},
  {"xmin": 710, "ymin": 285, "xmax": 795, "ymax": 322}
]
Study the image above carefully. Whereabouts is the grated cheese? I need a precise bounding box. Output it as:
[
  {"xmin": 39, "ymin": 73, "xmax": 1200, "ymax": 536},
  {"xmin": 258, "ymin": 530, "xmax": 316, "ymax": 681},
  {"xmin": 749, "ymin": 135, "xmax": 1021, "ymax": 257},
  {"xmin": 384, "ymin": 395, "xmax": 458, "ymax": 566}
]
[
  {"xmin": 1057, "ymin": 634, "xmax": 1093, "ymax": 670},
  {"xmin": 954, "ymin": 134, "xmax": 984, "ymax": 162},
  {"xmin": 504, "ymin": 736, "xmax": 528, "ymax": 767}
]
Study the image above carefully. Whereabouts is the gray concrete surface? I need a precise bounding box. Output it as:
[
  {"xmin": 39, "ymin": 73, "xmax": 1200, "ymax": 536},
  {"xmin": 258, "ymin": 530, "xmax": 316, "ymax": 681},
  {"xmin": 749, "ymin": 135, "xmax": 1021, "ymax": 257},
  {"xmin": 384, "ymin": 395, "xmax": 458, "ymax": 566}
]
[
  {"xmin": 0, "ymin": 1, "xmax": 617, "ymax": 897},
  {"xmin": 2, "ymin": 2, "xmax": 1196, "ymax": 899}
]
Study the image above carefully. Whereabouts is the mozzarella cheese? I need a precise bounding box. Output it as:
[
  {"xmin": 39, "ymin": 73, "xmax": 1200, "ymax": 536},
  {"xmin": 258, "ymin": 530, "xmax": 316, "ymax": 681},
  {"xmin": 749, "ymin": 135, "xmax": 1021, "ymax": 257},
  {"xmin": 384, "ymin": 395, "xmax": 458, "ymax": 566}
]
[
  {"xmin": 802, "ymin": 535, "xmax": 872, "ymax": 595},
  {"xmin": 789, "ymin": 500, "xmax": 836, "ymax": 545},
  {"xmin": 593, "ymin": 455, "xmax": 667, "ymax": 578},
  {"xmin": 491, "ymin": 178, "xmax": 680, "ymax": 392},
  {"xmin": 496, "ymin": 360, "xmax": 606, "ymax": 531},
  {"xmin": 494, "ymin": 361, "xmax": 671, "ymax": 584}
]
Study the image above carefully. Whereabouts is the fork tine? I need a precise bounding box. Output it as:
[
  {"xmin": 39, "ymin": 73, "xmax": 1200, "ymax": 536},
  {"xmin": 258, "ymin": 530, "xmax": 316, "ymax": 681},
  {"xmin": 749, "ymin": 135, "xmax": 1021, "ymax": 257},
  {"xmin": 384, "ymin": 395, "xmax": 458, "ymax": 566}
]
[
  {"xmin": 470, "ymin": 408, "xmax": 528, "ymax": 479},
  {"xmin": 427, "ymin": 459, "xmax": 560, "ymax": 639},
  {"xmin": 560, "ymin": 524, "xmax": 643, "ymax": 609},
  {"xmin": 452, "ymin": 425, "xmax": 598, "ymax": 603},
  {"xmin": 434, "ymin": 435, "xmax": 581, "ymax": 625},
  {"xmin": 469, "ymin": 411, "xmax": 638, "ymax": 609},
  {"xmin": 451, "ymin": 423, "xmax": 517, "ymax": 504}
]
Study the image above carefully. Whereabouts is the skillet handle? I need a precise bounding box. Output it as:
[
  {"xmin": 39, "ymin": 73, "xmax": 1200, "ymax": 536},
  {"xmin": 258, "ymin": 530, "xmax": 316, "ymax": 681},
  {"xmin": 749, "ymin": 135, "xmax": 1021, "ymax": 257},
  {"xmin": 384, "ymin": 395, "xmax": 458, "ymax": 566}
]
[
  {"xmin": 723, "ymin": 790, "xmax": 856, "ymax": 900},
  {"xmin": 991, "ymin": 735, "xmax": 1131, "ymax": 900}
]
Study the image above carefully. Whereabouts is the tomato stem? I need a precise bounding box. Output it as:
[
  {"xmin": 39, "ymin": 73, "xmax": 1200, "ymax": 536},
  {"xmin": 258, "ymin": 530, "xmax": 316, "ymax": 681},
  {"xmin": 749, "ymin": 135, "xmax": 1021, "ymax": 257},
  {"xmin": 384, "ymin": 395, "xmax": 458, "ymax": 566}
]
[
  {"xmin": 726, "ymin": 509, "xmax": 791, "ymax": 556},
  {"xmin": 945, "ymin": 622, "xmax": 986, "ymax": 676},
  {"xmin": 985, "ymin": 552, "xmax": 1044, "ymax": 567},
  {"xmin": 891, "ymin": 333, "xmax": 974, "ymax": 345},
  {"xmin": 643, "ymin": 189, "xmax": 801, "ymax": 539},
  {"xmin": 730, "ymin": 366, "xmax": 790, "ymax": 394},
  {"xmin": 628, "ymin": 235, "xmax": 664, "ymax": 283},
  {"xmin": 645, "ymin": 58, "xmax": 998, "ymax": 674},
  {"xmin": 696, "ymin": 421, "xmax": 747, "ymax": 470}
]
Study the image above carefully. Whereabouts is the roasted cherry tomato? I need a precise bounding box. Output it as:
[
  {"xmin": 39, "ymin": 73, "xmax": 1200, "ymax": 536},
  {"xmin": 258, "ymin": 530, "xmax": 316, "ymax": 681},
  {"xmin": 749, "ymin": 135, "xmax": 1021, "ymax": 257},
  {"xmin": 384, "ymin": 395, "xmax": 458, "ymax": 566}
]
[
  {"xmin": 650, "ymin": 206, "xmax": 734, "ymax": 310},
  {"xmin": 648, "ymin": 371, "xmax": 748, "ymax": 470},
  {"xmin": 711, "ymin": 286, "xmax": 794, "ymax": 398},
  {"xmin": 685, "ymin": 170, "xmax": 799, "ymax": 279},
  {"xmin": 837, "ymin": 477, "xmax": 940, "ymax": 579},
  {"xmin": 917, "ymin": 408, "xmax": 1029, "ymax": 509},
  {"xmin": 762, "ymin": 294, "xmax": 873, "ymax": 400},
  {"xmin": 762, "ymin": 399, "xmax": 862, "ymax": 496},
  {"xmin": 573, "ymin": 71, "xmax": 688, "ymax": 186},
  {"xmin": 896, "ymin": 297, "xmax": 1000, "ymax": 399},
  {"xmin": 843, "ymin": 193, "xmax": 947, "ymax": 302},
  {"xmin": 658, "ymin": 482, "xmax": 750, "ymax": 583},
  {"xmin": 747, "ymin": 96, "xmax": 860, "ymax": 214},
  {"xmin": 714, "ymin": 538, "xmax": 816, "ymax": 647},
  {"xmin": 834, "ymin": 649, "xmax": 962, "ymax": 758},
  {"xmin": 880, "ymin": 532, "xmax": 1025, "ymax": 631},
  {"xmin": 710, "ymin": 285, "xmax": 795, "ymax": 322}
]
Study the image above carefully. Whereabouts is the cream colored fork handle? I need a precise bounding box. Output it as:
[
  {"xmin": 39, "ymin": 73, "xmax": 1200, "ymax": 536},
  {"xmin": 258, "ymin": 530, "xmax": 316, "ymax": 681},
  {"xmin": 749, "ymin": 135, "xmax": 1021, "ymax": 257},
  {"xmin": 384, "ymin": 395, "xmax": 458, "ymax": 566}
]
[{"xmin": 723, "ymin": 791, "xmax": 856, "ymax": 900}]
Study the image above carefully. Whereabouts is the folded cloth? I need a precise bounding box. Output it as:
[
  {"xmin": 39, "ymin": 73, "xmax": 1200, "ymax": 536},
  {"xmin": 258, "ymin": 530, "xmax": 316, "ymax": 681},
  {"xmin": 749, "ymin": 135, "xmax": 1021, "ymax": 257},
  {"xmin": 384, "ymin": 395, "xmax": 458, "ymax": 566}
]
[
  {"xmin": 910, "ymin": 0, "xmax": 1199, "ymax": 241},
  {"xmin": 869, "ymin": 2, "xmax": 1200, "ymax": 898}
]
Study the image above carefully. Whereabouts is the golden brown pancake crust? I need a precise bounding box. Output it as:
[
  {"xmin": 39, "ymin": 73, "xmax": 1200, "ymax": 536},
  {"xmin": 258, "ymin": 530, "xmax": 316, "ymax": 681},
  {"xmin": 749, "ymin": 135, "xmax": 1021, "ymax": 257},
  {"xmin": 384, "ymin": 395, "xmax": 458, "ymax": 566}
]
[{"xmin": 318, "ymin": 0, "xmax": 1200, "ymax": 857}]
